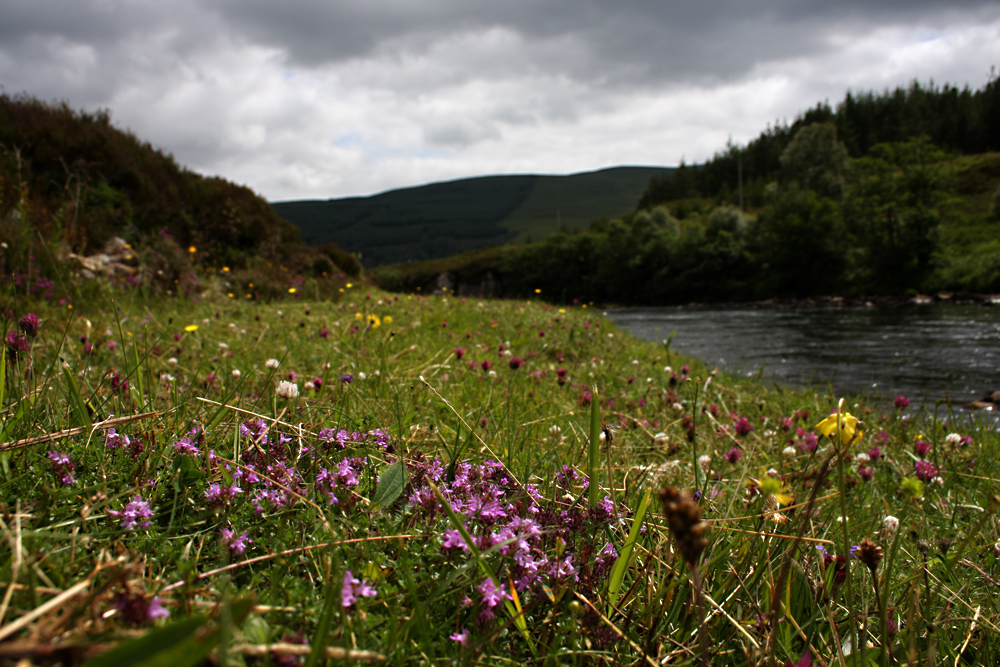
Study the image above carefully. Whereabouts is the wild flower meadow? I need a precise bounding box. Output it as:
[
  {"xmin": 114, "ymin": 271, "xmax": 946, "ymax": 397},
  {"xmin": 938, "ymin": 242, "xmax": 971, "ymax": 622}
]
[{"xmin": 1, "ymin": 288, "xmax": 999, "ymax": 665}]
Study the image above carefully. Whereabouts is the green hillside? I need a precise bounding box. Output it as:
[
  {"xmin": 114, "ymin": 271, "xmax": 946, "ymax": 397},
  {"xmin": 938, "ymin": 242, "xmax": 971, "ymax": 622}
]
[
  {"xmin": 271, "ymin": 166, "xmax": 672, "ymax": 266},
  {"xmin": 0, "ymin": 93, "xmax": 353, "ymax": 301},
  {"xmin": 500, "ymin": 166, "xmax": 673, "ymax": 241}
]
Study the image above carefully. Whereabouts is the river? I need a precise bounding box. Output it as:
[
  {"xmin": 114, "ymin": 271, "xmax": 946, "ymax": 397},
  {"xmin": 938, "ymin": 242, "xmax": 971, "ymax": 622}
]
[{"xmin": 606, "ymin": 302, "xmax": 1000, "ymax": 412}]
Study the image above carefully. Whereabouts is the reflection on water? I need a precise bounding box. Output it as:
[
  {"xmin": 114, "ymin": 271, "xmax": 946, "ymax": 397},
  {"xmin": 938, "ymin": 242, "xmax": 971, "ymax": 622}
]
[{"xmin": 606, "ymin": 303, "xmax": 1000, "ymax": 408}]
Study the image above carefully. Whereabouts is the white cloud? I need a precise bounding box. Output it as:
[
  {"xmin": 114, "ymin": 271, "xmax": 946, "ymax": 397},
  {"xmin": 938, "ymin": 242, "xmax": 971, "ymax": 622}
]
[{"xmin": 1, "ymin": 1, "xmax": 998, "ymax": 200}]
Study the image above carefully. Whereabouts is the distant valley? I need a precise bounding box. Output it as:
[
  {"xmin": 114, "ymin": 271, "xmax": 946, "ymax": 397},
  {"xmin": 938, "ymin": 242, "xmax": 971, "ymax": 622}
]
[{"xmin": 270, "ymin": 166, "xmax": 672, "ymax": 266}]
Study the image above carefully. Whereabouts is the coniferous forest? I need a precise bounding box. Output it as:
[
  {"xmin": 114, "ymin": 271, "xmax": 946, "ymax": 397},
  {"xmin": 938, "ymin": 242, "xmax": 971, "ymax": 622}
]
[{"xmin": 374, "ymin": 78, "xmax": 1000, "ymax": 303}]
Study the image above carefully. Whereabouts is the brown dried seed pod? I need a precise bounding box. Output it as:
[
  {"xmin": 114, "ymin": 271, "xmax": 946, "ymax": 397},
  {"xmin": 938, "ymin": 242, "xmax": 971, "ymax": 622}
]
[{"xmin": 659, "ymin": 485, "xmax": 709, "ymax": 566}]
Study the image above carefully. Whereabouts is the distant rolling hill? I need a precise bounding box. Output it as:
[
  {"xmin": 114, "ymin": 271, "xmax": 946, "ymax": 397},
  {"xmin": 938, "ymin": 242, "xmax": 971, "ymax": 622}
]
[{"xmin": 271, "ymin": 166, "xmax": 673, "ymax": 266}]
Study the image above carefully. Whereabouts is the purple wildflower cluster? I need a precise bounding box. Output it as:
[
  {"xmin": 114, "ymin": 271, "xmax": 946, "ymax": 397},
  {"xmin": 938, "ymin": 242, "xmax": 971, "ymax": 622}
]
[
  {"xmin": 104, "ymin": 427, "xmax": 144, "ymax": 458},
  {"xmin": 405, "ymin": 457, "xmax": 619, "ymax": 625},
  {"xmin": 913, "ymin": 436, "xmax": 940, "ymax": 482},
  {"xmin": 47, "ymin": 450, "xmax": 76, "ymax": 485},
  {"xmin": 221, "ymin": 528, "xmax": 252, "ymax": 555},
  {"xmin": 317, "ymin": 426, "xmax": 392, "ymax": 452},
  {"xmin": 109, "ymin": 495, "xmax": 153, "ymax": 531},
  {"xmin": 172, "ymin": 425, "xmax": 203, "ymax": 456},
  {"xmin": 315, "ymin": 457, "xmax": 367, "ymax": 506}
]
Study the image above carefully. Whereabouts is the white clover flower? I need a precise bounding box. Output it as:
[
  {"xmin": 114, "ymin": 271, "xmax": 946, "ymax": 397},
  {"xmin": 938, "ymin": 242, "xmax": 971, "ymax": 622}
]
[
  {"xmin": 653, "ymin": 432, "xmax": 669, "ymax": 446},
  {"xmin": 664, "ymin": 366, "xmax": 672, "ymax": 374},
  {"xmin": 782, "ymin": 446, "xmax": 797, "ymax": 458},
  {"xmin": 932, "ymin": 476, "xmax": 944, "ymax": 485},
  {"xmin": 358, "ymin": 372, "xmax": 367, "ymax": 381},
  {"xmin": 218, "ymin": 342, "xmax": 229, "ymax": 349},
  {"xmin": 265, "ymin": 358, "xmax": 280, "ymax": 369},
  {"xmin": 549, "ymin": 424, "xmax": 562, "ymax": 437},
  {"xmin": 855, "ymin": 452, "xmax": 870, "ymax": 464},
  {"xmin": 232, "ymin": 369, "xmax": 241, "ymax": 378},
  {"xmin": 672, "ymin": 402, "xmax": 684, "ymax": 412},
  {"xmin": 276, "ymin": 380, "xmax": 299, "ymax": 400},
  {"xmin": 698, "ymin": 454, "xmax": 711, "ymax": 471},
  {"xmin": 488, "ymin": 370, "xmax": 497, "ymax": 378},
  {"xmin": 945, "ymin": 433, "xmax": 962, "ymax": 446},
  {"xmin": 160, "ymin": 373, "xmax": 175, "ymax": 383},
  {"xmin": 167, "ymin": 357, "xmax": 178, "ymax": 365},
  {"xmin": 373, "ymin": 370, "xmax": 381, "ymax": 377},
  {"xmin": 304, "ymin": 381, "xmax": 315, "ymax": 391},
  {"xmin": 632, "ymin": 359, "xmax": 639, "ymax": 365},
  {"xmin": 881, "ymin": 515, "xmax": 899, "ymax": 538}
]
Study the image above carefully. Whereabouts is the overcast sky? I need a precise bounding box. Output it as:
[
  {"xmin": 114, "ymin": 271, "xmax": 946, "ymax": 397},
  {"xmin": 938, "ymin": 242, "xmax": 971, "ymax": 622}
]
[{"xmin": 1, "ymin": 1, "xmax": 999, "ymax": 202}]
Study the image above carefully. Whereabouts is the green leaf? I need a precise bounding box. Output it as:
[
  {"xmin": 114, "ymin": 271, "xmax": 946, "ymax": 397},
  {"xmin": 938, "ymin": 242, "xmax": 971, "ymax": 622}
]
[
  {"xmin": 371, "ymin": 460, "xmax": 408, "ymax": 511},
  {"xmin": 606, "ymin": 487, "xmax": 653, "ymax": 612},
  {"xmin": 82, "ymin": 616, "xmax": 207, "ymax": 667}
]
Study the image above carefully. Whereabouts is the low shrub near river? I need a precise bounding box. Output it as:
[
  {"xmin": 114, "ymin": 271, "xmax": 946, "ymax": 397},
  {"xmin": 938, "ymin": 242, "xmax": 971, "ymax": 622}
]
[{"xmin": 1, "ymin": 289, "xmax": 998, "ymax": 665}]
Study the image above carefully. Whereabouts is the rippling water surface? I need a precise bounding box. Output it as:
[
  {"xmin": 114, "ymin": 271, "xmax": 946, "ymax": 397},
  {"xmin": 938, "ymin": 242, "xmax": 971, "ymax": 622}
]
[{"xmin": 606, "ymin": 303, "xmax": 1000, "ymax": 408}]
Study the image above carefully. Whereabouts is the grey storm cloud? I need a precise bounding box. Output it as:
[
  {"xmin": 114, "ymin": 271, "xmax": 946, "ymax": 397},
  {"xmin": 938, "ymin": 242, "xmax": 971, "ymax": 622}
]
[
  {"xmin": 0, "ymin": 0, "xmax": 998, "ymax": 200},
  {"xmin": 211, "ymin": 0, "xmax": 998, "ymax": 84}
]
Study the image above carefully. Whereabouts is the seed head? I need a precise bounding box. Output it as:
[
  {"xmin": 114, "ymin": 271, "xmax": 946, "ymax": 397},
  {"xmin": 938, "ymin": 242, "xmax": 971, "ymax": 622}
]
[
  {"xmin": 856, "ymin": 538, "xmax": 882, "ymax": 573},
  {"xmin": 659, "ymin": 486, "xmax": 709, "ymax": 566}
]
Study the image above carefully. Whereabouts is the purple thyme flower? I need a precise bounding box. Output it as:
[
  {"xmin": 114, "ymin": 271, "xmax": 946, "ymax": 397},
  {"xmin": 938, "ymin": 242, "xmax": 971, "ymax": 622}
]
[
  {"xmin": 47, "ymin": 450, "xmax": 77, "ymax": 485},
  {"xmin": 341, "ymin": 570, "xmax": 377, "ymax": 608},
  {"xmin": 109, "ymin": 495, "xmax": 153, "ymax": 531},
  {"xmin": 221, "ymin": 528, "xmax": 252, "ymax": 555},
  {"xmin": 147, "ymin": 596, "xmax": 170, "ymax": 620},
  {"xmin": 477, "ymin": 577, "xmax": 510, "ymax": 609}
]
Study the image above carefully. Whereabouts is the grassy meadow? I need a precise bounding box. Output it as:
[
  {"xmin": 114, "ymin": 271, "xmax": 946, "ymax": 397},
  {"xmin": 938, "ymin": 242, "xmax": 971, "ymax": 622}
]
[{"xmin": 1, "ymin": 287, "xmax": 999, "ymax": 666}]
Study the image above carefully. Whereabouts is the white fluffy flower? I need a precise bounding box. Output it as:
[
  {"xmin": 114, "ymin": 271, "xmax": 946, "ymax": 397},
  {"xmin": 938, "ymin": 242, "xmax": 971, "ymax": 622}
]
[
  {"xmin": 881, "ymin": 515, "xmax": 899, "ymax": 538},
  {"xmin": 698, "ymin": 454, "xmax": 711, "ymax": 471},
  {"xmin": 276, "ymin": 380, "xmax": 299, "ymax": 400},
  {"xmin": 358, "ymin": 372, "xmax": 367, "ymax": 381},
  {"xmin": 549, "ymin": 424, "xmax": 562, "ymax": 437},
  {"xmin": 265, "ymin": 358, "xmax": 280, "ymax": 369},
  {"xmin": 945, "ymin": 433, "xmax": 962, "ymax": 446},
  {"xmin": 232, "ymin": 369, "xmax": 241, "ymax": 378},
  {"xmin": 782, "ymin": 446, "xmax": 797, "ymax": 458}
]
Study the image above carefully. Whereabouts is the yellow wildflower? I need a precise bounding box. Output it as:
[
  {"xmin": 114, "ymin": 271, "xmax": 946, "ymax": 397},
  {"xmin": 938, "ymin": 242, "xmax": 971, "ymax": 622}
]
[
  {"xmin": 816, "ymin": 410, "xmax": 863, "ymax": 446},
  {"xmin": 754, "ymin": 474, "xmax": 794, "ymax": 507},
  {"xmin": 184, "ymin": 324, "xmax": 198, "ymax": 332},
  {"xmin": 288, "ymin": 288, "xmax": 297, "ymax": 294},
  {"xmin": 188, "ymin": 246, "xmax": 197, "ymax": 253},
  {"xmin": 383, "ymin": 315, "xmax": 392, "ymax": 325}
]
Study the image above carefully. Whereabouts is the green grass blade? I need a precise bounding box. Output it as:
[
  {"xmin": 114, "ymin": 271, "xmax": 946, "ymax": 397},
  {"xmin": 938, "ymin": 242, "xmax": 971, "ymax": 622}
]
[
  {"xmin": 61, "ymin": 363, "xmax": 92, "ymax": 431},
  {"xmin": 606, "ymin": 487, "xmax": 653, "ymax": 613},
  {"xmin": 588, "ymin": 385, "xmax": 601, "ymax": 508},
  {"xmin": 304, "ymin": 566, "xmax": 339, "ymax": 667}
]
